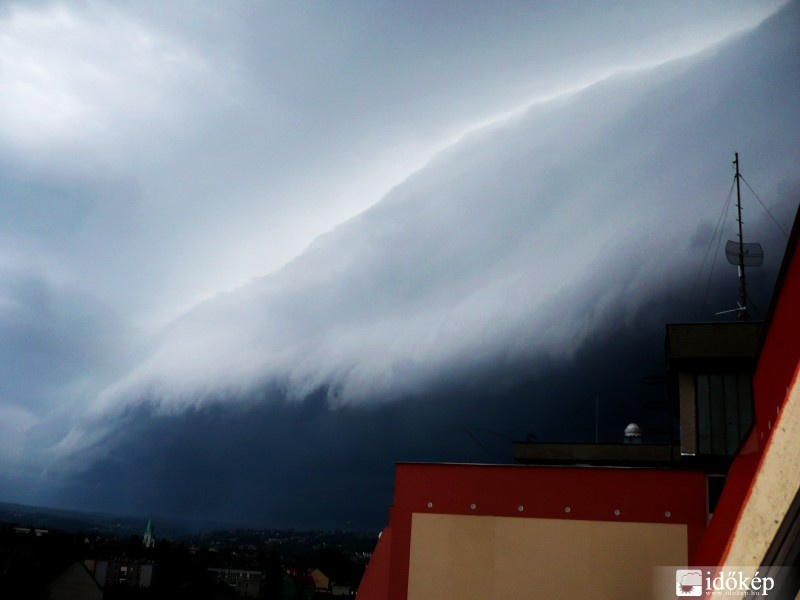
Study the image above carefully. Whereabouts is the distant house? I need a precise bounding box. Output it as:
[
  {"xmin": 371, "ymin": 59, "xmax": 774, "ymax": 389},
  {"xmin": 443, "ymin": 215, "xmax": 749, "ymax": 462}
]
[
  {"xmin": 331, "ymin": 581, "xmax": 353, "ymax": 596},
  {"xmin": 288, "ymin": 568, "xmax": 332, "ymax": 599},
  {"xmin": 294, "ymin": 573, "xmax": 317, "ymax": 598},
  {"xmin": 12, "ymin": 526, "xmax": 48, "ymax": 536},
  {"xmin": 208, "ymin": 567, "xmax": 264, "ymax": 598},
  {"xmin": 85, "ymin": 559, "xmax": 154, "ymax": 589},
  {"xmin": 48, "ymin": 562, "xmax": 103, "ymax": 600},
  {"xmin": 308, "ymin": 568, "xmax": 329, "ymax": 592}
]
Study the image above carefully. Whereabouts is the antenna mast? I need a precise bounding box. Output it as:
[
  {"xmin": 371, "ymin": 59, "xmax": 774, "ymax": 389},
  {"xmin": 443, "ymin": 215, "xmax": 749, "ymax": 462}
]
[
  {"xmin": 719, "ymin": 153, "xmax": 762, "ymax": 319},
  {"xmin": 733, "ymin": 152, "xmax": 748, "ymax": 320}
]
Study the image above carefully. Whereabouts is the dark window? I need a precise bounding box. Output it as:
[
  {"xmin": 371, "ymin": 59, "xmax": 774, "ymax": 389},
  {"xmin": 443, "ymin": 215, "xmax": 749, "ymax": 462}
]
[{"xmin": 696, "ymin": 373, "xmax": 754, "ymax": 456}]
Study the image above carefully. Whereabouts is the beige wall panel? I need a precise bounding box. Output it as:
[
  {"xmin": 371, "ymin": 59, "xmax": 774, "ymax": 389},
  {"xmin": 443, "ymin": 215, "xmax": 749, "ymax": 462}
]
[
  {"xmin": 408, "ymin": 513, "xmax": 687, "ymax": 600},
  {"xmin": 711, "ymin": 369, "xmax": 800, "ymax": 598}
]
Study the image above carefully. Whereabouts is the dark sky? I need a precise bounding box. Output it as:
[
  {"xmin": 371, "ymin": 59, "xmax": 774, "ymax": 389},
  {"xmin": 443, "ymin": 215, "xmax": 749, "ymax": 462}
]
[{"xmin": 1, "ymin": 0, "xmax": 799, "ymax": 531}]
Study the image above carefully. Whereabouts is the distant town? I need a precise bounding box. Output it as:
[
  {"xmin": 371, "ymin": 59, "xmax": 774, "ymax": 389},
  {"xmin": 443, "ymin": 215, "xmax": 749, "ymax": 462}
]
[{"xmin": 0, "ymin": 502, "xmax": 377, "ymax": 598}]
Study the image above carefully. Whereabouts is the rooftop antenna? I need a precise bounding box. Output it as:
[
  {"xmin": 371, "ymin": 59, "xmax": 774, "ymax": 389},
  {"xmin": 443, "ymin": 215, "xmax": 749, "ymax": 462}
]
[{"xmin": 718, "ymin": 152, "xmax": 763, "ymax": 319}]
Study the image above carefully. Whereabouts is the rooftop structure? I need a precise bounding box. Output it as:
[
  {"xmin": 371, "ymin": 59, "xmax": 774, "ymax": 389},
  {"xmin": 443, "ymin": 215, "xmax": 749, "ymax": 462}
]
[
  {"xmin": 208, "ymin": 567, "xmax": 264, "ymax": 598},
  {"xmin": 358, "ymin": 203, "xmax": 800, "ymax": 599}
]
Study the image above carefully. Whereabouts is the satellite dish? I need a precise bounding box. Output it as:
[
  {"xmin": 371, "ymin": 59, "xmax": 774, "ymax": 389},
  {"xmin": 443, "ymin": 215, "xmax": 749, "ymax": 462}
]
[{"xmin": 725, "ymin": 240, "xmax": 764, "ymax": 267}]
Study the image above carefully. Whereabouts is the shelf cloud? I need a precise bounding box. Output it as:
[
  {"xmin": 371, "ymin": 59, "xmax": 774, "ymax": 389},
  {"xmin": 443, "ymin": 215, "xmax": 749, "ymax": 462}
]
[{"xmin": 0, "ymin": 0, "xmax": 797, "ymax": 527}]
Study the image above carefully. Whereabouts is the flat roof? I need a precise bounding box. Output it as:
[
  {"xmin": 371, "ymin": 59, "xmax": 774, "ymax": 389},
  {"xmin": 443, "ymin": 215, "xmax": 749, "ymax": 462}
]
[
  {"xmin": 512, "ymin": 442, "xmax": 679, "ymax": 466},
  {"xmin": 665, "ymin": 322, "xmax": 763, "ymax": 360}
]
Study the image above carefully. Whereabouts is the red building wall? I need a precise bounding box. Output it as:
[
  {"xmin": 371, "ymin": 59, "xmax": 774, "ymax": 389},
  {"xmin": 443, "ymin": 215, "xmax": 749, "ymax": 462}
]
[
  {"xmin": 693, "ymin": 212, "xmax": 800, "ymax": 566},
  {"xmin": 378, "ymin": 463, "xmax": 706, "ymax": 600}
]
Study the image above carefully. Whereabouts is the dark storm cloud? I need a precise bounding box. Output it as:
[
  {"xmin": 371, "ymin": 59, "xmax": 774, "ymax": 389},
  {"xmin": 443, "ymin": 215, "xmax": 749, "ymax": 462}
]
[
  {"xmin": 53, "ymin": 276, "xmax": 748, "ymax": 530},
  {"xmin": 56, "ymin": 190, "xmax": 795, "ymax": 531}
]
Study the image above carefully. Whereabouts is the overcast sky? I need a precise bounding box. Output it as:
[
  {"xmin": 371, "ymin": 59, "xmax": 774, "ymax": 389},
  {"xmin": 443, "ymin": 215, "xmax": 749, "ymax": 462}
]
[{"xmin": 1, "ymin": 0, "xmax": 799, "ymax": 530}]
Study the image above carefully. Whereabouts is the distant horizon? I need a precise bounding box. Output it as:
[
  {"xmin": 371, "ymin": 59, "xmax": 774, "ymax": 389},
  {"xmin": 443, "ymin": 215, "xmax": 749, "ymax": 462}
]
[{"xmin": 0, "ymin": 499, "xmax": 381, "ymax": 537}]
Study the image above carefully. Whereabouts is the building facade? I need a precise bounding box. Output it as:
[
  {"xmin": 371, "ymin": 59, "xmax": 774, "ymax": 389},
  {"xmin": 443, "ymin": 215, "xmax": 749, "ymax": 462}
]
[{"xmin": 358, "ymin": 206, "xmax": 800, "ymax": 599}]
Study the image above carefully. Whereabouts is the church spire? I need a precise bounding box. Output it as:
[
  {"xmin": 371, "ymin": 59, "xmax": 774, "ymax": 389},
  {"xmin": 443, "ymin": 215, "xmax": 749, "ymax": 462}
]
[{"xmin": 143, "ymin": 516, "xmax": 155, "ymax": 549}]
